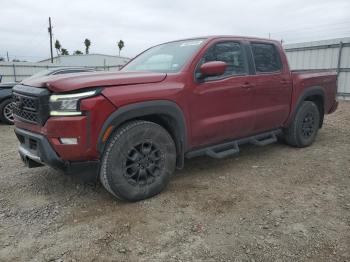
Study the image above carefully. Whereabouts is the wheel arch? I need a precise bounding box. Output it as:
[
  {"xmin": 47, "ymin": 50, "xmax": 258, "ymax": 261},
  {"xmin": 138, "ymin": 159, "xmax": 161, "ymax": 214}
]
[
  {"xmin": 290, "ymin": 86, "xmax": 325, "ymax": 128},
  {"xmin": 0, "ymin": 89, "xmax": 13, "ymax": 103},
  {"xmin": 97, "ymin": 100, "xmax": 187, "ymax": 169}
]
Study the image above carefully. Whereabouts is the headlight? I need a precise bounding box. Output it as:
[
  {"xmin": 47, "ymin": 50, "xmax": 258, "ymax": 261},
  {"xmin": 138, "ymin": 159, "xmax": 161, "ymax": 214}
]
[{"xmin": 49, "ymin": 90, "xmax": 98, "ymax": 116}]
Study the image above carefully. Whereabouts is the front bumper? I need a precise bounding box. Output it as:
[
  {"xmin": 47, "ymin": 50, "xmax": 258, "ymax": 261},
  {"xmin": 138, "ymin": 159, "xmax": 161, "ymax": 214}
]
[{"xmin": 15, "ymin": 128, "xmax": 100, "ymax": 182}]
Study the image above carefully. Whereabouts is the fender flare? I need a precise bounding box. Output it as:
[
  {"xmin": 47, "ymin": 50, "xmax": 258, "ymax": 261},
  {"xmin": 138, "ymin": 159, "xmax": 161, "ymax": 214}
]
[
  {"xmin": 97, "ymin": 100, "xmax": 187, "ymax": 169},
  {"xmin": 286, "ymin": 86, "xmax": 325, "ymax": 126},
  {"xmin": 0, "ymin": 88, "xmax": 13, "ymax": 103}
]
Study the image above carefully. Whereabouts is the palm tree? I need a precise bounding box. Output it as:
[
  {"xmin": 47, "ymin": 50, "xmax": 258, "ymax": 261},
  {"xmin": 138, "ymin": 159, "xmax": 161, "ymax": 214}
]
[
  {"xmin": 73, "ymin": 50, "xmax": 83, "ymax": 55},
  {"xmin": 84, "ymin": 39, "xmax": 91, "ymax": 54},
  {"xmin": 61, "ymin": 48, "xmax": 69, "ymax": 55},
  {"xmin": 54, "ymin": 40, "xmax": 61, "ymax": 55},
  {"xmin": 118, "ymin": 40, "xmax": 124, "ymax": 56}
]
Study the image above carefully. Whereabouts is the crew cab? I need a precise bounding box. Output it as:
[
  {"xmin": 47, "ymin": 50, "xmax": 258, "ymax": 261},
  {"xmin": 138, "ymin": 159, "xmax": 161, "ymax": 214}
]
[{"xmin": 12, "ymin": 36, "xmax": 338, "ymax": 201}]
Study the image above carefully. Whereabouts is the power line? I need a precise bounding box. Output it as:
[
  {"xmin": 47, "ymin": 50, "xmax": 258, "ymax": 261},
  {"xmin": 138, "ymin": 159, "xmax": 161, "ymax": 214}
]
[
  {"xmin": 270, "ymin": 20, "xmax": 350, "ymax": 35},
  {"xmin": 272, "ymin": 28, "xmax": 350, "ymax": 39}
]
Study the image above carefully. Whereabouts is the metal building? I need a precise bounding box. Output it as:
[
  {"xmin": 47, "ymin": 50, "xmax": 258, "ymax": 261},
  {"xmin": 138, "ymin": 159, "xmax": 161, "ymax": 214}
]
[
  {"xmin": 284, "ymin": 37, "xmax": 350, "ymax": 99},
  {"xmin": 0, "ymin": 54, "xmax": 130, "ymax": 82},
  {"xmin": 38, "ymin": 53, "xmax": 130, "ymax": 67}
]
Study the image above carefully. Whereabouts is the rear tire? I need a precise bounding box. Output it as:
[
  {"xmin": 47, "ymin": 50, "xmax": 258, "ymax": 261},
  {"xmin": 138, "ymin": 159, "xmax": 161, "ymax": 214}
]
[
  {"xmin": 100, "ymin": 120, "xmax": 176, "ymax": 201},
  {"xmin": 284, "ymin": 101, "xmax": 320, "ymax": 147},
  {"xmin": 0, "ymin": 99, "xmax": 15, "ymax": 125}
]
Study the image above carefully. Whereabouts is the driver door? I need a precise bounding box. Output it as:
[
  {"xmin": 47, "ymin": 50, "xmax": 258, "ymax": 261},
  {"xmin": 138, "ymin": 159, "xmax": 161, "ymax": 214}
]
[{"xmin": 189, "ymin": 41, "xmax": 255, "ymax": 148}]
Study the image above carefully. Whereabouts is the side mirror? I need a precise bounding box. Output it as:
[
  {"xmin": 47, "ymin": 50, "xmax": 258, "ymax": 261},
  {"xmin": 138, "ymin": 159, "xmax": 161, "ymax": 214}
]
[{"xmin": 199, "ymin": 61, "xmax": 227, "ymax": 77}]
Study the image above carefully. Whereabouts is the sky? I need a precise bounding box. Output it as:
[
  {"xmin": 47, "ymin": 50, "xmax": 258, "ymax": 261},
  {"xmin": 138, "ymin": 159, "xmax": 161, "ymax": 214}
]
[{"xmin": 0, "ymin": 0, "xmax": 350, "ymax": 62}]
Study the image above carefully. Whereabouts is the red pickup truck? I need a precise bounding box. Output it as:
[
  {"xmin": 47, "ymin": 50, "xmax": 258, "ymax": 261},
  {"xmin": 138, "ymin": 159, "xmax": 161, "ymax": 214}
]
[{"xmin": 13, "ymin": 36, "xmax": 338, "ymax": 201}]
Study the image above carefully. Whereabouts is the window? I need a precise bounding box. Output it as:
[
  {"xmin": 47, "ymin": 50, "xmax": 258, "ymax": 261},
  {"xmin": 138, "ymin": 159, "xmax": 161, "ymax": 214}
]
[
  {"xmin": 122, "ymin": 39, "xmax": 205, "ymax": 73},
  {"xmin": 196, "ymin": 41, "xmax": 247, "ymax": 80},
  {"xmin": 251, "ymin": 43, "xmax": 281, "ymax": 73}
]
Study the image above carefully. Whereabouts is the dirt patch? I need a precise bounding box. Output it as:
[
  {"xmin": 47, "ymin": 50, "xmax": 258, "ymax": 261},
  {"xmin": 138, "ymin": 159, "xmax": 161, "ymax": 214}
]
[{"xmin": 1, "ymin": 102, "xmax": 350, "ymax": 261}]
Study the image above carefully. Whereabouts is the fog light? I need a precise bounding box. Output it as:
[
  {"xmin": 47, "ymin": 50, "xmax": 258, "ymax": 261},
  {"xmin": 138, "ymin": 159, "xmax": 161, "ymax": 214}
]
[{"xmin": 59, "ymin": 138, "xmax": 78, "ymax": 145}]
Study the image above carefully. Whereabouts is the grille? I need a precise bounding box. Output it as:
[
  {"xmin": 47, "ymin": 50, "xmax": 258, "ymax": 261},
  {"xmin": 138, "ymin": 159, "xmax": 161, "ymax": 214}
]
[
  {"xmin": 20, "ymin": 96, "xmax": 37, "ymax": 110},
  {"xmin": 13, "ymin": 93, "xmax": 39, "ymax": 124},
  {"xmin": 12, "ymin": 85, "xmax": 50, "ymax": 125},
  {"xmin": 13, "ymin": 107, "xmax": 38, "ymax": 123}
]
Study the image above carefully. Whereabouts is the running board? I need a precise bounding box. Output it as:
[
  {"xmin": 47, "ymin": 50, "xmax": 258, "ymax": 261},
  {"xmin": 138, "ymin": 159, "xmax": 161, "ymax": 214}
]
[
  {"xmin": 186, "ymin": 129, "xmax": 281, "ymax": 159},
  {"xmin": 250, "ymin": 134, "xmax": 277, "ymax": 146}
]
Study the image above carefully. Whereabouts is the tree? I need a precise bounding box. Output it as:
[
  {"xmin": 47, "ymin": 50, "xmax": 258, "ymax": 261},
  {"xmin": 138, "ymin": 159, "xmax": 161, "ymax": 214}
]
[
  {"xmin": 73, "ymin": 50, "xmax": 83, "ymax": 55},
  {"xmin": 61, "ymin": 48, "xmax": 69, "ymax": 55},
  {"xmin": 0, "ymin": 57, "xmax": 4, "ymax": 62},
  {"xmin": 84, "ymin": 38, "xmax": 91, "ymax": 54},
  {"xmin": 117, "ymin": 40, "xmax": 124, "ymax": 56},
  {"xmin": 54, "ymin": 40, "xmax": 61, "ymax": 55}
]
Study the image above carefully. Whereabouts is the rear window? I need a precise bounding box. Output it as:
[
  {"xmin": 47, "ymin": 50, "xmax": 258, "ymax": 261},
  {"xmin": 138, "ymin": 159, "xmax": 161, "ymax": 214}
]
[{"xmin": 251, "ymin": 43, "xmax": 281, "ymax": 73}]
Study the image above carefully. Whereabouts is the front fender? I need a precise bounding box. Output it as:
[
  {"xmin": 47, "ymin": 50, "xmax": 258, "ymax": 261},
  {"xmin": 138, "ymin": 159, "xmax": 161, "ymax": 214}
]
[{"xmin": 97, "ymin": 100, "xmax": 187, "ymax": 168}]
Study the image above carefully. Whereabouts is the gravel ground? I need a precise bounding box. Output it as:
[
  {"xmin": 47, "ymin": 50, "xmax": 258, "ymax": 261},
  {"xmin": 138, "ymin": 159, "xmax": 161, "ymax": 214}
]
[{"xmin": 0, "ymin": 102, "xmax": 349, "ymax": 262}]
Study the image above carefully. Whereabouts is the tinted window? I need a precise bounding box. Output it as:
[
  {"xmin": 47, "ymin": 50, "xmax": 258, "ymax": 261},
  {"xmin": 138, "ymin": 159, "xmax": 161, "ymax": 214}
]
[
  {"xmin": 196, "ymin": 42, "xmax": 247, "ymax": 80},
  {"xmin": 251, "ymin": 43, "xmax": 281, "ymax": 73}
]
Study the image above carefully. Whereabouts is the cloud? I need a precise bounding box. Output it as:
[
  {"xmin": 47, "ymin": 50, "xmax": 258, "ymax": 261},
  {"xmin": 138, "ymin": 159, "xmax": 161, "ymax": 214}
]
[{"xmin": 0, "ymin": 0, "xmax": 349, "ymax": 61}]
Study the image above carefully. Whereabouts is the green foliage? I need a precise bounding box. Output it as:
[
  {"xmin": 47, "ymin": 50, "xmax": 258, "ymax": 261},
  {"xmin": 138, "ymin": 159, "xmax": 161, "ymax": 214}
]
[
  {"xmin": 118, "ymin": 40, "xmax": 125, "ymax": 56},
  {"xmin": 61, "ymin": 48, "xmax": 69, "ymax": 55},
  {"xmin": 54, "ymin": 40, "xmax": 61, "ymax": 55},
  {"xmin": 73, "ymin": 50, "xmax": 83, "ymax": 55},
  {"xmin": 84, "ymin": 39, "xmax": 91, "ymax": 54}
]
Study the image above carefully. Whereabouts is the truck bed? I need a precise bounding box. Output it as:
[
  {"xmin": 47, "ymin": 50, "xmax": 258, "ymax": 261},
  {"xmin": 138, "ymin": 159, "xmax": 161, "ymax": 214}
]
[{"xmin": 291, "ymin": 69, "xmax": 338, "ymax": 114}]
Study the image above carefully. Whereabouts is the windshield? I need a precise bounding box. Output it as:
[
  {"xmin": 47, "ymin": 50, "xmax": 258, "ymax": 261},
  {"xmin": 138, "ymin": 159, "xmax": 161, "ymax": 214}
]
[{"xmin": 122, "ymin": 39, "xmax": 205, "ymax": 73}]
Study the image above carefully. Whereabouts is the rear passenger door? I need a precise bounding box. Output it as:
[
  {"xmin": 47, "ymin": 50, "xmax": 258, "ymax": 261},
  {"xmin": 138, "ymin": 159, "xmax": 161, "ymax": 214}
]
[{"xmin": 248, "ymin": 42, "xmax": 292, "ymax": 133}]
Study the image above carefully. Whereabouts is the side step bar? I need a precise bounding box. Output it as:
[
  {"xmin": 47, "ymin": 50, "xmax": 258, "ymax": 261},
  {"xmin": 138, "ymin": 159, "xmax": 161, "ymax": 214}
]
[{"xmin": 186, "ymin": 129, "xmax": 282, "ymax": 159}]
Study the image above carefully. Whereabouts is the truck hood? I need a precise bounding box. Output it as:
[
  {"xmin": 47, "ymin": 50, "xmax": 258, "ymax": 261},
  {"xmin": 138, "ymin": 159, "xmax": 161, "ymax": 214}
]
[{"xmin": 21, "ymin": 71, "xmax": 167, "ymax": 93}]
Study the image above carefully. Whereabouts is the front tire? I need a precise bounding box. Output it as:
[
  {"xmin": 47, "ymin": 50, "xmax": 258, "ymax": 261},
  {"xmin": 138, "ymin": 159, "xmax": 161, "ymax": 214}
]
[
  {"xmin": 284, "ymin": 101, "xmax": 320, "ymax": 147},
  {"xmin": 0, "ymin": 99, "xmax": 15, "ymax": 125},
  {"xmin": 100, "ymin": 120, "xmax": 176, "ymax": 201}
]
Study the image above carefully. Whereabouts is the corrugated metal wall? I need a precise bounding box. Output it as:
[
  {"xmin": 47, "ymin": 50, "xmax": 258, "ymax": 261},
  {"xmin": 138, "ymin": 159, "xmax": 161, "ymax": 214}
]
[
  {"xmin": 0, "ymin": 54, "xmax": 130, "ymax": 83},
  {"xmin": 284, "ymin": 37, "xmax": 350, "ymax": 99},
  {"xmin": 0, "ymin": 63, "xmax": 121, "ymax": 83}
]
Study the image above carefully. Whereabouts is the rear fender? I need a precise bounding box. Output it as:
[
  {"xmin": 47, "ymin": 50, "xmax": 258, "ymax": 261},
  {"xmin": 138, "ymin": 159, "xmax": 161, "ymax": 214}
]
[{"xmin": 284, "ymin": 86, "xmax": 325, "ymax": 127}]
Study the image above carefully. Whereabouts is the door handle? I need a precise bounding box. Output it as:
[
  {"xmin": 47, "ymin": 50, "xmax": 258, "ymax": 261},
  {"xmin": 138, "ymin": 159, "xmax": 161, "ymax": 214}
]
[
  {"xmin": 280, "ymin": 79, "xmax": 289, "ymax": 84},
  {"xmin": 241, "ymin": 82, "xmax": 253, "ymax": 89}
]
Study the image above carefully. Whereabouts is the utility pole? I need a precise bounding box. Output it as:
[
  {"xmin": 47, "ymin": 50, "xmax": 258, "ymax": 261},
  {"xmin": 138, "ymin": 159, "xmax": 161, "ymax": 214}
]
[
  {"xmin": 6, "ymin": 51, "xmax": 9, "ymax": 62},
  {"xmin": 48, "ymin": 17, "xmax": 54, "ymax": 63}
]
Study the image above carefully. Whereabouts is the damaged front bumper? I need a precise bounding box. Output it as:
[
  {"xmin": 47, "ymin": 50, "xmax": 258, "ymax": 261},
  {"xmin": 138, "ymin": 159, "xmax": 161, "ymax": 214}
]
[{"xmin": 15, "ymin": 128, "xmax": 100, "ymax": 182}]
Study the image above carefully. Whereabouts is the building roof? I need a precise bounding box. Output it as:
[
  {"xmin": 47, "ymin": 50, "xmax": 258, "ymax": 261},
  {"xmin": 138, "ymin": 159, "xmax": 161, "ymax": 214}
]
[
  {"xmin": 284, "ymin": 37, "xmax": 350, "ymax": 49},
  {"xmin": 38, "ymin": 53, "xmax": 130, "ymax": 63}
]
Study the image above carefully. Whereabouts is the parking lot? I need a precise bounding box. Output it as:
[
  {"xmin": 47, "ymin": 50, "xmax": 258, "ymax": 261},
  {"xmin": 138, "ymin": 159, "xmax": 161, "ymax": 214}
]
[{"xmin": 0, "ymin": 102, "xmax": 349, "ymax": 262}]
